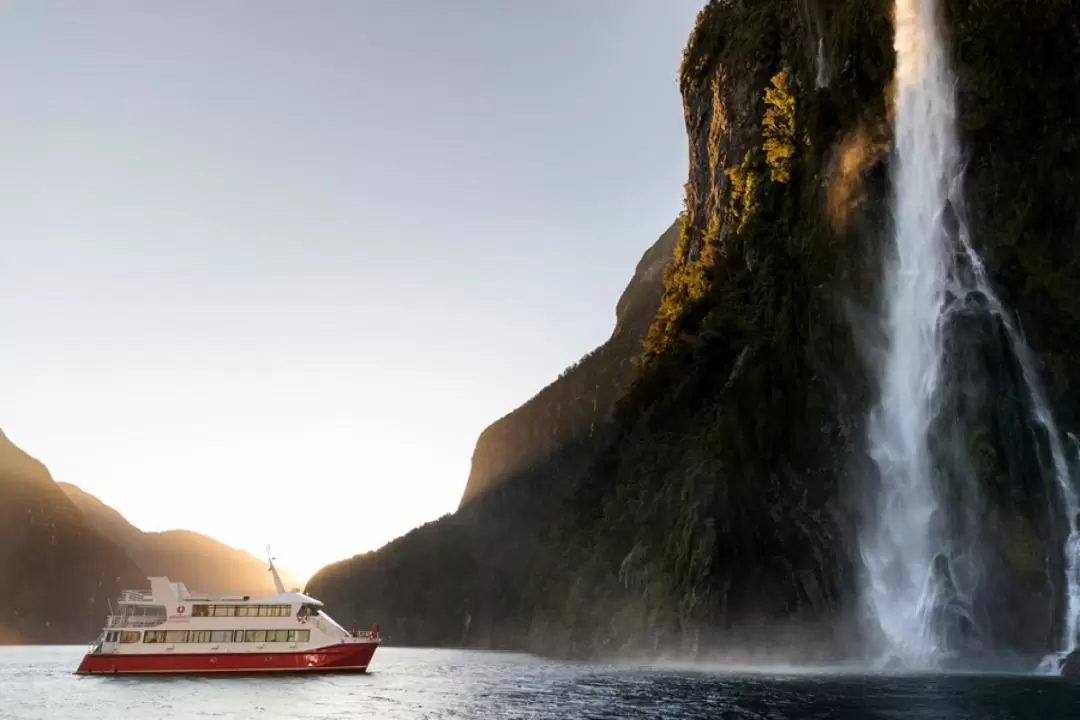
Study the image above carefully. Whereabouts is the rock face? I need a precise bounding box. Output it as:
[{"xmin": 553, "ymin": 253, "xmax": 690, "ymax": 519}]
[
  {"xmin": 525, "ymin": 0, "xmax": 892, "ymax": 661},
  {"xmin": 59, "ymin": 483, "xmax": 300, "ymax": 596},
  {"xmin": 525, "ymin": 0, "xmax": 1080, "ymax": 661},
  {"xmin": 307, "ymin": 224, "xmax": 678, "ymax": 647},
  {"xmin": 313, "ymin": 0, "xmax": 1080, "ymax": 661},
  {"xmin": 0, "ymin": 431, "xmax": 143, "ymax": 644},
  {"xmin": 1061, "ymin": 649, "xmax": 1080, "ymax": 678}
]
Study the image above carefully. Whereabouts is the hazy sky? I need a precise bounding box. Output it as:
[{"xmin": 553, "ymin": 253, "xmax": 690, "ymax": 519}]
[{"xmin": 0, "ymin": 0, "xmax": 701, "ymax": 580}]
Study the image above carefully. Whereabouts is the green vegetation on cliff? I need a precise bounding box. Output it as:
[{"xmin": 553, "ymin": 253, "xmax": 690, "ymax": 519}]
[
  {"xmin": 529, "ymin": 0, "xmax": 891, "ymax": 658},
  {"xmin": 527, "ymin": 0, "xmax": 1080, "ymax": 659}
]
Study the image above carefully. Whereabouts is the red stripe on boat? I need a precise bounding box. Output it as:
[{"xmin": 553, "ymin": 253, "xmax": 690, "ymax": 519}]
[{"xmin": 75, "ymin": 641, "xmax": 379, "ymax": 675}]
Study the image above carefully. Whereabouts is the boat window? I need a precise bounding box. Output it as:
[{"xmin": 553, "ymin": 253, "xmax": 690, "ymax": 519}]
[
  {"xmin": 139, "ymin": 628, "xmax": 311, "ymax": 644},
  {"xmin": 128, "ymin": 605, "xmax": 167, "ymax": 618},
  {"xmin": 188, "ymin": 603, "xmax": 292, "ymax": 617},
  {"xmin": 119, "ymin": 631, "xmax": 141, "ymax": 643}
]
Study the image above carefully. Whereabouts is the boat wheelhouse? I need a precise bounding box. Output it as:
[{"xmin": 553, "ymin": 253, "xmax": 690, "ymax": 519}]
[{"xmin": 76, "ymin": 557, "xmax": 379, "ymax": 675}]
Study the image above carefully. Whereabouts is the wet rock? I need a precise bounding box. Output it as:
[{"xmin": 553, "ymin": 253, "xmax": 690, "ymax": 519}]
[{"xmin": 1059, "ymin": 649, "xmax": 1080, "ymax": 678}]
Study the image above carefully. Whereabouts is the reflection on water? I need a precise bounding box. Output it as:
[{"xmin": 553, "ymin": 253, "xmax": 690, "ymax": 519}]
[{"xmin": 4, "ymin": 645, "xmax": 1080, "ymax": 719}]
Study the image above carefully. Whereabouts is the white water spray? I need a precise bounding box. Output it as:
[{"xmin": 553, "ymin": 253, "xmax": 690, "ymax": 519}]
[
  {"xmin": 861, "ymin": 0, "xmax": 958, "ymax": 667},
  {"xmin": 862, "ymin": 0, "xmax": 1080, "ymax": 670}
]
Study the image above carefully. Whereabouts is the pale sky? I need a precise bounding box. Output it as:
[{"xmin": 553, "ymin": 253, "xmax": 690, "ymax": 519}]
[{"xmin": 0, "ymin": 0, "xmax": 700, "ymax": 580}]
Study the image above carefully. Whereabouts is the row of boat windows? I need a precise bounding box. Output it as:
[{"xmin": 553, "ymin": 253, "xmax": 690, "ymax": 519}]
[
  {"xmin": 191, "ymin": 604, "xmax": 293, "ymax": 618},
  {"xmin": 143, "ymin": 630, "xmax": 312, "ymax": 644},
  {"xmin": 104, "ymin": 631, "xmax": 142, "ymax": 643}
]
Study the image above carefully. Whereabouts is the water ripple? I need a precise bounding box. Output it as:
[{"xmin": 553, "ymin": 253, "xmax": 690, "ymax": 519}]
[{"xmin": 3, "ymin": 646, "xmax": 1080, "ymax": 719}]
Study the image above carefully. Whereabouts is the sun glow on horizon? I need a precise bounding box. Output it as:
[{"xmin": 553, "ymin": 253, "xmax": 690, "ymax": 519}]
[{"xmin": 0, "ymin": 1, "xmax": 700, "ymax": 580}]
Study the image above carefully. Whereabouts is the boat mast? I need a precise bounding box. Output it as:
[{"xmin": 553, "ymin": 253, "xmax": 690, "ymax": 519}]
[{"xmin": 266, "ymin": 545, "xmax": 286, "ymax": 595}]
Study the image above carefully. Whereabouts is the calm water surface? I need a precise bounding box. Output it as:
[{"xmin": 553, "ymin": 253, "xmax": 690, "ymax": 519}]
[{"xmin": 3, "ymin": 646, "xmax": 1080, "ymax": 719}]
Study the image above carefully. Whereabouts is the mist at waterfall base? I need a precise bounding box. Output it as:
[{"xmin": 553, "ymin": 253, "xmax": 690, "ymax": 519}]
[{"xmin": 857, "ymin": 0, "xmax": 1080, "ymax": 674}]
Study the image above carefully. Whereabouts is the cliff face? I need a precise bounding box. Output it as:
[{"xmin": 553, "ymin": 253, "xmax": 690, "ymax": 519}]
[
  {"xmin": 0, "ymin": 432, "xmax": 143, "ymax": 644},
  {"xmin": 59, "ymin": 483, "xmax": 300, "ymax": 596},
  {"xmin": 307, "ymin": 224, "xmax": 677, "ymax": 646},
  {"xmin": 312, "ymin": 0, "xmax": 1080, "ymax": 661},
  {"xmin": 527, "ymin": 0, "xmax": 889, "ymax": 659},
  {"xmin": 459, "ymin": 222, "xmax": 678, "ymax": 506},
  {"xmin": 527, "ymin": 0, "xmax": 1080, "ymax": 662}
]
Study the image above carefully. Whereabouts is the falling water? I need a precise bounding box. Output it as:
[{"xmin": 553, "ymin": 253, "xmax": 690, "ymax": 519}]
[
  {"xmin": 815, "ymin": 36, "xmax": 830, "ymax": 89},
  {"xmin": 862, "ymin": 0, "xmax": 1080, "ymax": 670},
  {"xmin": 950, "ymin": 178, "xmax": 1080, "ymax": 667},
  {"xmin": 861, "ymin": 0, "xmax": 958, "ymax": 667}
]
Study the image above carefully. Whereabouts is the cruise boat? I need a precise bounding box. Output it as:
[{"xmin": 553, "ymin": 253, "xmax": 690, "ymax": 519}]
[{"xmin": 76, "ymin": 557, "xmax": 379, "ymax": 675}]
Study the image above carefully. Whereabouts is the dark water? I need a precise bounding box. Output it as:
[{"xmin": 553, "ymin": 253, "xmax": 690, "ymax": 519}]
[{"xmin": 4, "ymin": 646, "xmax": 1080, "ymax": 719}]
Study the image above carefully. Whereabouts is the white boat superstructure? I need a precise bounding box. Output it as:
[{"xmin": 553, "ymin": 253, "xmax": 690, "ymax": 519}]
[{"xmin": 77, "ymin": 557, "xmax": 379, "ymax": 674}]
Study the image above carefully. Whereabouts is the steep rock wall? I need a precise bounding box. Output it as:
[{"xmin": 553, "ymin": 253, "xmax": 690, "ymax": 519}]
[{"xmin": 527, "ymin": 0, "xmax": 1080, "ymax": 663}]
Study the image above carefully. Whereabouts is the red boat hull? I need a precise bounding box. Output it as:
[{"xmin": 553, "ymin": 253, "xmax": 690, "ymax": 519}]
[{"xmin": 75, "ymin": 641, "xmax": 379, "ymax": 675}]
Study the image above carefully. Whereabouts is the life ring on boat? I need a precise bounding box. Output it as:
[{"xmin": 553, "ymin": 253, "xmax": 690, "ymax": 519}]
[{"xmin": 176, "ymin": 606, "xmax": 185, "ymax": 614}]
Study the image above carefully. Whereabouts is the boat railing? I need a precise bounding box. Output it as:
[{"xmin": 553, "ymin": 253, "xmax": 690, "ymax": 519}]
[
  {"xmin": 118, "ymin": 590, "xmax": 153, "ymax": 603},
  {"xmin": 105, "ymin": 615, "xmax": 166, "ymax": 628}
]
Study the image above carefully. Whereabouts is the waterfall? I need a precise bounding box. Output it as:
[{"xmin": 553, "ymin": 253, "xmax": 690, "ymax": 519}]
[
  {"xmin": 950, "ymin": 177, "xmax": 1080, "ymax": 668},
  {"xmin": 860, "ymin": 0, "xmax": 958, "ymax": 667},
  {"xmin": 815, "ymin": 36, "xmax": 830, "ymax": 89},
  {"xmin": 861, "ymin": 0, "xmax": 1080, "ymax": 670}
]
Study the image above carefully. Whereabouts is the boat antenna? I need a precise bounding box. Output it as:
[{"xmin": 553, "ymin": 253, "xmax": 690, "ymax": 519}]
[{"xmin": 266, "ymin": 545, "xmax": 286, "ymax": 595}]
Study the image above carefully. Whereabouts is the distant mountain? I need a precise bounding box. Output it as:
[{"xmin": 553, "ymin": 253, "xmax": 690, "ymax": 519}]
[
  {"xmin": 58, "ymin": 483, "xmax": 301, "ymax": 596},
  {"xmin": 0, "ymin": 431, "xmax": 143, "ymax": 644}
]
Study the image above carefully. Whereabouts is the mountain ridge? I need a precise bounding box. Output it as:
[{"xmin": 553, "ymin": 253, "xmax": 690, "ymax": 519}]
[
  {"xmin": 0, "ymin": 430, "xmax": 143, "ymax": 644},
  {"xmin": 0, "ymin": 428, "xmax": 302, "ymax": 643},
  {"xmin": 308, "ymin": 221, "xmax": 679, "ymax": 647},
  {"xmin": 58, "ymin": 482, "xmax": 301, "ymax": 596}
]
